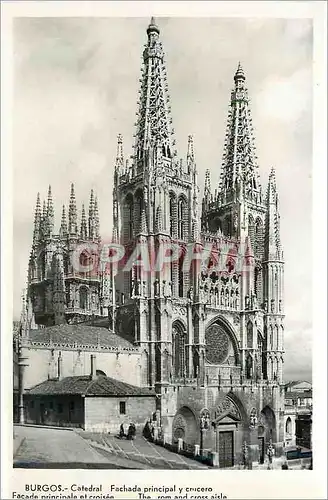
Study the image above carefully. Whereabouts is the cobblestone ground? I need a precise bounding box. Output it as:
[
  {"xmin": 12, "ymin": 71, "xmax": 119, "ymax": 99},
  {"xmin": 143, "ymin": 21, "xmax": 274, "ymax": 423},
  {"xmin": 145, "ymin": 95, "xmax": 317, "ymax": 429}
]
[
  {"xmin": 13, "ymin": 426, "xmax": 208, "ymax": 469},
  {"xmin": 80, "ymin": 432, "xmax": 209, "ymax": 470},
  {"xmin": 13, "ymin": 426, "xmax": 142, "ymax": 468}
]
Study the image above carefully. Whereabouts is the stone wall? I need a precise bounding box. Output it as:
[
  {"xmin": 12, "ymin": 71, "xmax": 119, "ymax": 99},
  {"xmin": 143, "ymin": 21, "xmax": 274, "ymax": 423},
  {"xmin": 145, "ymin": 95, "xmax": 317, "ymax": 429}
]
[
  {"xmin": 84, "ymin": 396, "xmax": 156, "ymax": 434},
  {"xmin": 22, "ymin": 347, "xmax": 142, "ymax": 390},
  {"xmin": 24, "ymin": 394, "xmax": 84, "ymax": 427}
]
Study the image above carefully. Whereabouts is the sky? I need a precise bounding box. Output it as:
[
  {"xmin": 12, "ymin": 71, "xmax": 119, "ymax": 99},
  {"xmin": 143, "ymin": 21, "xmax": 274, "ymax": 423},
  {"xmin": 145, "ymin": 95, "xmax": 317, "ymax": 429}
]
[{"xmin": 13, "ymin": 17, "xmax": 313, "ymax": 382}]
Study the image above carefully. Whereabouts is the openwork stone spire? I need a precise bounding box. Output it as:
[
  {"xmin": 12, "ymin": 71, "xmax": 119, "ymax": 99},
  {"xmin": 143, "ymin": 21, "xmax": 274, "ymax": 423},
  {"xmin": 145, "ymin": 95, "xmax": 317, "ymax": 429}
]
[
  {"xmin": 32, "ymin": 192, "xmax": 42, "ymax": 244},
  {"xmin": 218, "ymin": 63, "xmax": 262, "ymax": 204},
  {"xmin": 68, "ymin": 183, "xmax": 78, "ymax": 236},
  {"xmin": 46, "ymin": 185, "xmax": 54, "ymax": 236},
  {"xmin": 80, "ymin": 204, "xmax": 87, "ymax": 240},
  {"xmin": 88, "ymin": 189, "xmax": 95, "ymax": 240},
  {"xmin": 94, "ymin": 195, "xmax": 100, "ymax": 239},
  {"xmin": 134, "ymin": 17, "xmax": 175, "ymax": 165},
  {"xmin": 115, "ymin": 133, "xmax": 124, "ymax": 173},
  {"xmin": 59, "ymin": 205, "xmax": 68, "ymax": 238},
  {"xmin": 266, "ymin": 168, "xmax": 282, "ymax": 259}
]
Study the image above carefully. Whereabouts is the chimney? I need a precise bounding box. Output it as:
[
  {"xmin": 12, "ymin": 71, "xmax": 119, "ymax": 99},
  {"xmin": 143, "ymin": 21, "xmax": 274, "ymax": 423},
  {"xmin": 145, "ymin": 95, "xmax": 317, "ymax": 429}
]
[
  {"xmin": 58, "ymin": 352, "xmax": 63, "ymax": 380},
  {"xmin": 90, "ymin": 354, "xmax": 97, "ymax": 380}
]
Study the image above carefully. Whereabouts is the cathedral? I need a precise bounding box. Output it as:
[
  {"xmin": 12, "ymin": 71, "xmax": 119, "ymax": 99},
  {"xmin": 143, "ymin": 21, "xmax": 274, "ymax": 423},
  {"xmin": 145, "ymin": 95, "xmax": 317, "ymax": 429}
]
[{"xmin": 15, "ymin": 18, "xmax": 285, "ymax": 468}]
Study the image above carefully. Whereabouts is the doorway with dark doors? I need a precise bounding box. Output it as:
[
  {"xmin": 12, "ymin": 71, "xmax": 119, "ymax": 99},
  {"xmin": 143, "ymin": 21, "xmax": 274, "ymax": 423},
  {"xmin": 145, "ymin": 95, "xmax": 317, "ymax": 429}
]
[{"xmin": 219, "ymin": 431, "xmax": 234, "ymax": 468}]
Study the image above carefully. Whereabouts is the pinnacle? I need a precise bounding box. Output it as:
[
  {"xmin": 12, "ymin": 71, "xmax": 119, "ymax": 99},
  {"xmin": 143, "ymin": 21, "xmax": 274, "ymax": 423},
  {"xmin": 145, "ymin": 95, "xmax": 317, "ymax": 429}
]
[
  {"xmin": 234, "ymin": 61, "xmax": 246, "ymax": 81},
  {"xmin": 147, "ymin": 17, "xmax": 160, "ymax": 35},
  {"xmin": 35, "ymin": 192, "xmax": 41, "ymax": 217},
  {"xmin": 70, "ymin": 183, "xmax": 76, "ymax": 201},
  {"xmin": 187, "ymin": 135, "xmax": 194, "ymax": 158}
]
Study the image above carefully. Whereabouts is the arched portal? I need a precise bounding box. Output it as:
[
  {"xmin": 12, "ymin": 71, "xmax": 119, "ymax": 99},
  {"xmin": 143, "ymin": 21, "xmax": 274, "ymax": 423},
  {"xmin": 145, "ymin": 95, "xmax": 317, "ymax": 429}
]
[
  {"xmin": 172, "ymin": 406, "xmax": 197, "ymax": 446},
  {"xmin": 260, "ymin": 405, "xmax": 277, "ymax": 443}
]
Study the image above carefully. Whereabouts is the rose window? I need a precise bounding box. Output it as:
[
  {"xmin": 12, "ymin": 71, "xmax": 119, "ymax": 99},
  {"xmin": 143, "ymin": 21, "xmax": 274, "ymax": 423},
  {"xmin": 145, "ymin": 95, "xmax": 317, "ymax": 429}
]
[{"xmin": 205, "ymin": 324, "xmax": 231, "ymax": 364}]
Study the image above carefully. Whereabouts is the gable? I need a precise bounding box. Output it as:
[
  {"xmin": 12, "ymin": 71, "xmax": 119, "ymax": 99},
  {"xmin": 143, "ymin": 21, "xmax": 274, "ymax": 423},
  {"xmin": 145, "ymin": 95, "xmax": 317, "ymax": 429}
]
[{"xmin": 216, "ymin": 413, "xmax": 240, "ymax": 425}]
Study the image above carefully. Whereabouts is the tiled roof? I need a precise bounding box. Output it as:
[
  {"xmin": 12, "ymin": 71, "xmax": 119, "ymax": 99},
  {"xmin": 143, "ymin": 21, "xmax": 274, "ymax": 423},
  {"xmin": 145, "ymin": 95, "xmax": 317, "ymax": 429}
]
[
  {"xmin": 285, "ymin": 391, "xmax": 312, "ymax": 399},
  {"xmin": 28, "ymin": 324, "xmax": 135, "ymax": 349},
  {"xmin": 27, "ymin": 375, "xmax": 155, "ymax": 397},
  {"xmin": 284, "ymin": 380, "xmax": 311, "ymax": 388}
]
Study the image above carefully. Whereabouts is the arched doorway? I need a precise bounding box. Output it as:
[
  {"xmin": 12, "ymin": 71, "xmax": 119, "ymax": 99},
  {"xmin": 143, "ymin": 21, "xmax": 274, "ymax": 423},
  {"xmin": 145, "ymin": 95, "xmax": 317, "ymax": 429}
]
[
  {"xmin": 213, "ymin": 395, "xmax": 244, "ymax": 468},
  {"xmin": 172, "ymin": 406, "xmax": 197, "ymax": 448},
  {"xmin": 258, "ymin": 405, "xmax": 277, "ymax": 462}
]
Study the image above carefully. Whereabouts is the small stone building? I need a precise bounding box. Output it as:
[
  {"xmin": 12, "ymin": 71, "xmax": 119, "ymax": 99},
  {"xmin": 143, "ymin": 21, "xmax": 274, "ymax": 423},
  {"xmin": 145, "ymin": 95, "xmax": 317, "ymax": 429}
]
[{"xmin": 25, "ymin": 373, "xmax": 156, "ymax": 433}]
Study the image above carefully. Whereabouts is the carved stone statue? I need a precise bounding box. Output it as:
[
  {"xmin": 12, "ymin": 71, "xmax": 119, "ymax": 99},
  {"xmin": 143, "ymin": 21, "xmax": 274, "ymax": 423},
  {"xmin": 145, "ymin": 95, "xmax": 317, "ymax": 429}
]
[
  {"xmin": 136, "ymin": 279, "xmax": 142, "ymax": 297},
  {"xmin": 164, "ymin": 280, "xmax": 171, "ymax": 297},
  {"xmin": 154, "ymin": 279, "xmax": 160, "ymax": 296}
]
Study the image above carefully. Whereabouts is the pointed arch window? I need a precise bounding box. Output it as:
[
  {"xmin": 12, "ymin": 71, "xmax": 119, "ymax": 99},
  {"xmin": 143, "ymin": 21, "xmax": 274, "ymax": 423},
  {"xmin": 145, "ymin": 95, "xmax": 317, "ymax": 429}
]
[
  {"xmin": 135, "ymin": 190, "xmax": 144, "ymax": 235},
  {"xmin": 79, "ymin": 286, "xmax": 89, "ymax": 310},
  {"xmin": 222, "ymin": 215, "xmax": 232, "ymax": 237},
  {"xmin": 124, "ymin": 194, "xmax": 134, "ymax": 242},
  {"xmin": 169, "ymin": 193, "xmax": 177, "ymax": 238},
  {"xmin": 255, "ymin": 218, "xmax": 264, "ymax": 257},
  {"xmin": 177, "ymin": 197, "xmax": 187, "ymax": 240},
  {"xmin": 246, "ymin": 353, "xmax": 252, "ymax": 379},
  {"xmin": 248, "ymin": 215, "xmax": 255, "ymax": 253},
  {"xmin": 247, "ymin": 321, "xmax": 253, "ymax": 348},
  {"xmin": 172, "ymin": 323, "xmax": 186, "ymax": 378}
]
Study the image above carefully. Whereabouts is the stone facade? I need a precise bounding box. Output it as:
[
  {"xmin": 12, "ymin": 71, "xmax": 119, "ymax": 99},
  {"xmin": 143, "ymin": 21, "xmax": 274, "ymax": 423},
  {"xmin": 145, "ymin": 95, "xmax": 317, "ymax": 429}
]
[
  {"xmin": 110, "ymin": 18, "xmax": 285, "ymax": 467},
  {"xmin": 16, "ymin": 18, "xmax": 286, "ymax": 467},
  {"xmin": 84, "ymin": 396, "xmax": 156, "ymax": 434},
  {"xmin": 25, "ymin": 184, "xmax": 112, "ymax": 328}
]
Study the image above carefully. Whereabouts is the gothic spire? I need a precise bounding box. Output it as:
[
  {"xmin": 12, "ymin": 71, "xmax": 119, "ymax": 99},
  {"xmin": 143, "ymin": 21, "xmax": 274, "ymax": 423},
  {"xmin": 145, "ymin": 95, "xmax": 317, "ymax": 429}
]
[
  {"xmin": 41, "ymin": 199, "xmax": 47, "ymax": 236},
  {"xmin": 94, "ymin": 195, "xmax": 100, "ymax": 239},
  {"xmin": 46, "ymin": 185, "xmax": 54, "ymax": 236},
  {"xmin": 265, "ymin": 168, "xmax": 282, "ymax": 260},
  {"xmin": 88, "ymin": 189, "xmax": 95, "ymax": 239},
  {"xmin": 80, "ymin": 204, "xmax": 87, "ymax": 240},
  {"xmin": 134, "ymin": 18, "xmax": 175, "ymax": 166},
  {"xmin": 187, "ymin": 135, "xmax": 194, "ymax": 159},
  {"xmin": 68, "ymin": 183, "xmax": 78, "ymax": 235},
  {"xmin": 59, "ymin": 205, "xmax": 68, "ymax": 238},
  {"xmin": 218, "ymin": 63, "xmax": 262, "ymax": 205},
  {"xmin": 32, "ymin": 192, "xmax": 42, "ymax": 244},
  {"xmin": 204, "ymin": 169, "xmax": 211, "ymax": 199},
  {"xmin": 115, "ymin": 134, "xmax": 124, "ymax": 173}
]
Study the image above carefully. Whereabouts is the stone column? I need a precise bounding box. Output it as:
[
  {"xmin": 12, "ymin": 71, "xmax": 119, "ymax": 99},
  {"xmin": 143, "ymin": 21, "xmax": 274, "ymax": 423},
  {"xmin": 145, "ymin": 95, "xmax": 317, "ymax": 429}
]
[
  {"xmin": 215, "ymin": 425, "xmax": 220, "ymax": 468},
  {"xmin": 187, "ymin": 301, "xmax": 193, "ymax": 377},
  {"xmin": 18, "ymin": 350, "xmax": 29, "ymax": 424}
]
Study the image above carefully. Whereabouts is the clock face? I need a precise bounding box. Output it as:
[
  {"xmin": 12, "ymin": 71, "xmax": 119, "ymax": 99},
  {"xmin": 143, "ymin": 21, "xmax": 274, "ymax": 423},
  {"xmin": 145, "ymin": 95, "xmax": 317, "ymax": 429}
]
[{"xmin": 205, "ymin": 324, "xmax": 231, "ymax": 364}]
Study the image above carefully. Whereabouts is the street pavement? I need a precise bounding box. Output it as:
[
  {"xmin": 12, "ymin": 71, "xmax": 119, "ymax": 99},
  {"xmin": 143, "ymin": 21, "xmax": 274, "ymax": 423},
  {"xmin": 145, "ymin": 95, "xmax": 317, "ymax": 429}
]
[{"xmin": 13, "ymin": 425, "xmax": 208, "ymax": 469}]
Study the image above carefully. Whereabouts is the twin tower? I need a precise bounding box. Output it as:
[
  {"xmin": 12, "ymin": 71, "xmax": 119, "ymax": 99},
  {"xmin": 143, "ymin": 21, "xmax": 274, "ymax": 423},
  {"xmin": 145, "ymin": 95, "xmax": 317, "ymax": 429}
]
[{"xmin": 26, "ymin": 18, "xmax": 284, "ymax": 394}]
